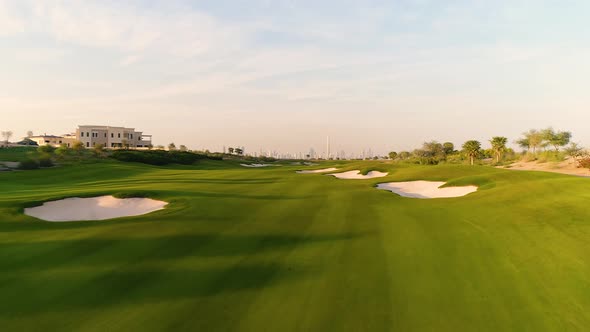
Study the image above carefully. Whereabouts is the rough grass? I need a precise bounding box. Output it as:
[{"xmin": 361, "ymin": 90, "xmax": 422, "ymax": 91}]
[{"xmin": 1, "ymin": 159, "xmax": 590, "ymax": 331}]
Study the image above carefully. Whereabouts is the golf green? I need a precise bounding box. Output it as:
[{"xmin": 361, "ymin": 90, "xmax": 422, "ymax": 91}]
[{"xmin": 1, "ymin": 159, "xmax": 589, "ymax": 331}]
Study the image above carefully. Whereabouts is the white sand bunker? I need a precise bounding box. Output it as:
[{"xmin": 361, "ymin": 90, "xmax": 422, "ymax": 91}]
[
  {"xmin": 24, "ymin": 195, "xmax": 168, "ymax": 222},
  {"xmin": 377, "ymin": 181, "xmax": 477, "ymax": 199},
  {"xmin": 241, "ymin": 163, "xmax": 273, "ymax": 168},
  {"xmin": 296, "ymin": 168, "xmax": 339, "ymax": 174},
  {"xmin": 328, "ymin": 170, "xmax": 388, "ymax": 179}
]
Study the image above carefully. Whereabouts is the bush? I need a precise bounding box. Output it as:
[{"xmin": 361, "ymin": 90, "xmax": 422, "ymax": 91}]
[
  {"xmin": 578, "ymin": 157, "xmax": 590, "ymax": 169},
  {"xmin": 38, "ymin": 155, "xmax": 54, "ymax": 167},
  {"xmin": 37, "ymin": 145, "xmax": 56, "ymax": 154},
  {"xmin": 18, "ymin": 159, "xmax": 39, "ymax": 170},
  {"xmin": 110, "ymin": 150, "xmax": 209, "ymax": 165}
]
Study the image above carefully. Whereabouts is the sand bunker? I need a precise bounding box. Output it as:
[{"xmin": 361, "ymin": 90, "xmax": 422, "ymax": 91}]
[
  {"xmin": 241, "ymin": 163, "xmax": 273, "ymax": 168},
  {"xmin": 24, "ymin": 195, "xmax": 168, "ymax": 222},
  {"xmin": 377, "ymin": 181, "xmax": 477, "ymax": 199},
  {"xmin": 328, "ymin": 170, "xmax": 388, "ymax": 179},
  {"xmin": 296, "ymin": 168, "xmax": 339, "ymax": 174}
]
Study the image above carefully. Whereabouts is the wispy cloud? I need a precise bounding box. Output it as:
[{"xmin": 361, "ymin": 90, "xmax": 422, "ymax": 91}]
[{"xmin": 2, "ymin": 0, "xmax": 590, "ymax": 153}]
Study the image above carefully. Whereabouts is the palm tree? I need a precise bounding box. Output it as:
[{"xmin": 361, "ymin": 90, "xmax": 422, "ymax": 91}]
[
  {"xmin": 490, "ymin": 136, "xmax": 508, "ymax": 163},
  {"xmin": 462, "ymin": 140, "xmax": 481, "ymax": 166}
]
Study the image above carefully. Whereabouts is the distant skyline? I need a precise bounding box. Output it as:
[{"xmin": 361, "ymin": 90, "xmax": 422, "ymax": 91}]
[{"xmin": 2, "ymin": 0, "xmax": 590, "ymax": 155}]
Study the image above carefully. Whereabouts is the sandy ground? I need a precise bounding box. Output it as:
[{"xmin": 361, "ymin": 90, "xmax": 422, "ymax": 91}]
[
  {"xmin": 503, "ymin": 158, "xmax": 590, "ymax": 177},
  {"xmin": 296, "ymin": 168, "xmax": 339, "ymax": 174},
  {"xmin": 240, "ymin": 163, "xmax": 273, "ymax": 168},
  {"xmin": 24, "ymin": 196, "xmax": 168, "ymax": 222},
  {"xmin": 328, "ymin": 170, "xmax": 388, "ymax": 179},
  {"xmin": 377, "ymin": 181, "xmax": 478, "ymax": 199}
]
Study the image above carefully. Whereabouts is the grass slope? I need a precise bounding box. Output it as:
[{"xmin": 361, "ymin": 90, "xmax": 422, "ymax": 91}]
[{"xmin": 1, "ymin": 160, "xmax": 590, "ymax": 331}]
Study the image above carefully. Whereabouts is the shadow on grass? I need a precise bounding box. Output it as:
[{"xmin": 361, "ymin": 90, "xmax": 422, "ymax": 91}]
[
  {"xmin": 0, "ymin": 262, "xmax": 310, "ymax": 316},
  {"xmin": 0, "ymin": 232, "xmax": 367, "ymax": 273},
  {"xmin": 0, "ymin": 232, "xmax": 366, "ymax": 316}
]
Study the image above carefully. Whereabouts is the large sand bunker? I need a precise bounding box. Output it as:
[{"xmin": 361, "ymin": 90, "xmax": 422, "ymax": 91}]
[
  {"xmin": 328, "ymin": 170, "xmax": 388, "ymax": 179},
  {"xmin": 377, "ymin": 181, "xmax": 477, "ymax": 199},
  {"xmin": 24, "ymin": 196, "xmax": 168, "ymax": 222},
  {"xmin": 241, "ymin": 163, "xmax": 273, "ymax": 168},
  {"xmin": 296, "ymin": 168, "xmax": 339, "ymax": 174}
]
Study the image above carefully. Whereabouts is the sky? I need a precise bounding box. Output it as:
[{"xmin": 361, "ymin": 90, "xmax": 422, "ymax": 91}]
[{"xmin": 1, "ymin": 0, "xmax": 590, "ymax": 156}]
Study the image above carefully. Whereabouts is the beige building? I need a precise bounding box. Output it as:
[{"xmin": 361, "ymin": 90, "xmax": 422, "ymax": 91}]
[
  {"xmin": 30, "ymin": 134, "xmax": 77, "ymax": 147},
  {"xmin": 31, "ymin": 125, "xmax": 152, "ymax": 148},
  {"xmin": 76, "ymin": 125, "xmax": 152, "ymax": 148}
]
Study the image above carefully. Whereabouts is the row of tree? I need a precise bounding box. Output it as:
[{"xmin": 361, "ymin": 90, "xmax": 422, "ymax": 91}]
[
  {"xmin": 516, "ymin": 128, "xmax": 571, "ymax": 153},
  {"xmin": 388, "ymin": 128, "xmax": 575, "ymax": 166},
  {"xmin": 388, "ymin": 138, "xmax": 508, "ymax": 166}
]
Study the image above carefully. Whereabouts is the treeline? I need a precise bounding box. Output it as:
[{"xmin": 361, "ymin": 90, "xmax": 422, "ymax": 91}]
[
  {"xmin": 110, "ymin": 150, "xmax": 222, "ymax": 165},
  {"xmin": 14, "ymin": 143, "xmax": 225, "ymax": 169},
  {"xmin": 388, "ymin": 127, "xmax": 585, "ymax": 166}
]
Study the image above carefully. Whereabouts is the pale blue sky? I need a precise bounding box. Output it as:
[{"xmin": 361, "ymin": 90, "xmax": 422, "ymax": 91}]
[{"xmin": 1, "ymin": 0, "xmax": 589, "ymax": 155}]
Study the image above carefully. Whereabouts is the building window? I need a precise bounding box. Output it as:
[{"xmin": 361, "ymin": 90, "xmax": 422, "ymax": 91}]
[
  {"xmin": 86, "ymin": 142, "xmax": 89, "ymax": 147},
  {"xmin": 104, "ymin": 133, "xmax": 107, "ymax": 137},
  {"xmin": 111, "ymin": 133, "xmax": 114, "ymax": 138},
  {"xmin": 130, "ymin": 134, "xmax": 133, "ymax": 139},
  {"xmin": 118, "ymin": 133, "xmax": 121, "ymax": 138},
  {"xmin": 87, "ymin": 132, "xmax": 90, "ymax": 137}
]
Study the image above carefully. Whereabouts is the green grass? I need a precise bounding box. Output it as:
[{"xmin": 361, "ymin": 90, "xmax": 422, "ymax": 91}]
[
  {"xmin": 0, "ymin": 146, "xmax": 38, "ymax": 161},
  {"xmin": 1, "ymin": 158, "xmax": 590, "ymax": 331}
]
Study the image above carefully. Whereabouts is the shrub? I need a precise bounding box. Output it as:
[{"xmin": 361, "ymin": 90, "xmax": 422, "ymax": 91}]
[
  {"xmin": 38, "ymin": 155, "xmax": 54, "ymax": 167},
  {"xmin": 110, "ymin": 150, "xmax": 209, "ymax": 165},
  {"xmin": 37, "ymin": 145, "xmax": 56, "ymax": 154},
  {"xmin": 18, "ymin": 159, "xmax": 39, "ymax": 170},
  {"xmin": 578, "ymin": 157, "xmax": 590, "ymax": 169}
]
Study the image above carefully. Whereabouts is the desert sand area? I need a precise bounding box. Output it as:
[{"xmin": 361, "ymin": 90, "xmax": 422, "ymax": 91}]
[
  {"xmin": 24, "ymin": 196, "xmax": 168, "ymax": 221},
  {"xmin": 296, "ymin": 168, "xmax": 339, "ymax": 174},
  {"xmin": 376, "ymin": 181, "xmax": 478, "ymax": 198},
  {"xmin": 503, "ymin": 158, "xmax": 590, "ymax": 177},
  {"xmin": 327, "ymin": 170, "xmax": 388, "ymax": 179}
]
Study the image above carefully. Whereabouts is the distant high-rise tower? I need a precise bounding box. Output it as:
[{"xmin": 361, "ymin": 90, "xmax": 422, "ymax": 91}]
[{"xmin": 326, "ymin": 136, "xmax": 330, "ymax": 159}]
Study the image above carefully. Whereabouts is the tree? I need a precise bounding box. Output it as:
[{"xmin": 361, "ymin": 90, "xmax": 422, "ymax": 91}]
[
  {"xmin": 516, "ymin": 137, "xmax": 530, "ymax": 151},
  {"xmin": 399, "ymin": 151, "xmax": 411, "ymax": 160},
  {"xmin": 388, "ymin": 151, "xmax": 398, "ymax": 160},
  {"xmin": 490, "ymin": 136, "xmax": 508, "ymax": 163},
  {"xmin": 93, "ymin": 144, "xmax": 105, "ymax": 157},
  {"xmin": 565, "ymin": 143, "xmax": 585, "ymax": 161},
  {"xmin": 234, "ymin": 147, "xmax": 244, "ymax": 155},
  {"xmin": 37, "ymin": 145, "xmax": 56, "ymax": 154},
  {"xmin": 1, "ymin": 131, "xmax": 13, "ymax": 146},
  {"xmin": 442, "ymin": 142, "xmax": 454, "ymax": 155},
  {"xmin": 518, "ymin": 129, "xmax": 543, "ymax": 154},
  {"xmin": 72, "ymin": 140, "xmax": 85, "ymax": 155},
  {"xmin": 155, "ymin": 145, "xmax": 165, "ymax": 150},
  {"xmin": 179, "ymin": 145, "xmax": 188, "ymax": 152},
  {"xmin": 121, "ymin": 139, "xmax": 130, "ymax": 150},
  {"xmin": 168, "ymin": 143, "xmax": 176, "ymax": 151},
  {"xmin": 542, "ymin": 128, "xmax": 571, "ymax": 153},
  {"xmin": 462, "ymin": 140, "xmax": 481, "ymax": 166},
  {"xmin": 413, "ymin": 141, "xmax": 445, "ymax": 164},
  {"xmin": 228, "ymin": 147, "xmax": 234, "ymax": 155},
  {"xmin": 55, "ymin": 144, "xmax": 70, "ymax": 158}
]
